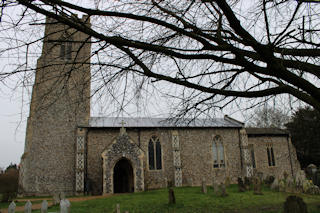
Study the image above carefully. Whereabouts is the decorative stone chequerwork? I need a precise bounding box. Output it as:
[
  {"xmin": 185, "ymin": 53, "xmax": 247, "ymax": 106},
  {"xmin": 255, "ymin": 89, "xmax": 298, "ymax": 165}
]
[
  {"xmin": 240, "ymin": 128, "xmax": 253, "ymax": 177},
  {"xmin": 101, "ymin": 128, "xmax": 144, "ymax": 194},
  {"xmin": 172, "ymin": 131, "xmax": 182, "ymax": 187},
  {"xmin": 76, "ymin": 134, "xmax": 85, "ymax": 193}
]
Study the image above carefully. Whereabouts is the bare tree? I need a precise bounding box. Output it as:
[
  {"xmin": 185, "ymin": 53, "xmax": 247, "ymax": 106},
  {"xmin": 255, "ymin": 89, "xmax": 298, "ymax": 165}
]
[
  {"xmin": 247, "ymin": 106, "xmax": 290, "ymax": 128},
  {"xmin": 0, "ymin": 0, "xmax": 319, "ymax": 119}
]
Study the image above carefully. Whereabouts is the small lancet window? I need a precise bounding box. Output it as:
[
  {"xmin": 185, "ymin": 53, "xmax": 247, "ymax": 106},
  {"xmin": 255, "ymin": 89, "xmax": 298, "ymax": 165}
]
[
  {"xmin": 59, "ymin": 35, "xmax": 72, "ymax": 60},
  {"xmin": 248, "ymin": 144, "xmax": 256, "ymax": 168},
  {"xmin": 213, "ymin": 135, "xmax": 225, "ymax": 168},
  {"xmin": 266, "ymin": 144, "xmax": 276, "ymax": 166},
  {"xmin": 148, "ymin": 136, "xmax": 162, "ymax": 170}
]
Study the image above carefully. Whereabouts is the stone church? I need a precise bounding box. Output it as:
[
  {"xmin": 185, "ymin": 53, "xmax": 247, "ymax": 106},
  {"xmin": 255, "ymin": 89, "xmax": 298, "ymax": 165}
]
[{"xmin": 19, "ymin": 16, "xmax": 301, "ymax": 196}]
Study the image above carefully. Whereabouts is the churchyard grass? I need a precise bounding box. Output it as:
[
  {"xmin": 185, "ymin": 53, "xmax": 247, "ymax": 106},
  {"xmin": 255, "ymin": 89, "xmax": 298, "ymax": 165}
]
[{"xmin": 26, "ymin": 185, "xmax": 320, "ymax": 213}]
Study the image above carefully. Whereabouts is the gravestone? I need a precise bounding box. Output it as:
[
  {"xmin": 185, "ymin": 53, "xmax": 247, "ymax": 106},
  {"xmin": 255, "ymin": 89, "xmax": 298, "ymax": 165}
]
[
  {"xmin": 60, "ymin": 199, "xmax": 70, "ymax": 213},
  {"xmin": 53, "ymin": 193, "xmax": 60, "ymax": 205},
  {"xmin": 271, "ymin": 178, "xmax": 279, "ymax": 191},
  {"xmin": 253, "ymin": 177, "xmax": 263, "ymax": 195},
  {"xmin": 41, "ymin": 200, "xmax": 48, "ymax": 213},
  {"xmin": 219, "ymin": 183, "xmax": 228, "ymax": 197},
  {"xmin": 201, "ymin": 179, "xmax": 207, "ymax": 194},
  {"xmin": 116, "ymin": 203, "xmax": 120, "ymax": 213},
  {"xmin": 59, "ymin": 192, "xmax": 66, "ymax": 200},
  {"xmin": 168, "ymin": 188, "xmax": 176, "ymax": 204},
  {"xmin": 244, "ymin": 176, "xmax": 251, "ymax": 191},
  {"xmin": 237, "ymin": 177, "xmax": 246, "ymax": 192},
  {"xmin": 24, "ymin": 200, "xmax": 32, "ymax": 213},
  {"xmin": 257, "ymin": 172, "xmax": 263, "ymax": 182},
  {"xmin": 302, "ymin": 179, "xmax": 312, "ymax": 193},
  {"xmin": 8, "ymin": 201, "xmax": 16, "ymax": 213},
  {"xmin": 283, "ymin": 195, "xmax": 307, "ymax": 213},
  {"xmin": 285, "ymin": 177, "xmax": 295, "ymax": 193},
  {"xmin": 279, "ymin": 179, "xmax": 286, "ymax": 192},
  {"xmin": 225, "ymin": 177, "xmax": 231, "ymax": 187},
  {"xmin": 213, "ymin": 182, "xmax": 219, "ymax": 195},
  {"xmin": 188, "ymin": 178, "xmax": 193, "ymax": 187}
]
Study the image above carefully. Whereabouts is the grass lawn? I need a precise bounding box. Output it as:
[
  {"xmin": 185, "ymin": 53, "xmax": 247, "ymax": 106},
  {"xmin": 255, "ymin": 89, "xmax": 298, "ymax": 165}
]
[{"xmin": 26, "ymin": 185, "xmax": 320, "ymax": 213}]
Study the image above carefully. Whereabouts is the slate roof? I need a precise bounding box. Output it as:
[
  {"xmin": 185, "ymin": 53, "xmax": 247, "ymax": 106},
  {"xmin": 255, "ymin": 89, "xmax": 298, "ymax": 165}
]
[
  {"xmin": 88, "ymin": 116, "xmax": 243, "ymax": 128},
  {"xmin": 245, "ymin": 128, "xmax": 289, "ymax": 136}
]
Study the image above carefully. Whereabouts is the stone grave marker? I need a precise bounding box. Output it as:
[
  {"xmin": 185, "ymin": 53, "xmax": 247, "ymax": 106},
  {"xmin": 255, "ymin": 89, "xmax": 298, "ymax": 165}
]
[
  {"xmin": 53, "ymin": 193, "xmax": 60, "ymax": 205},
  {"xmin": 41, "ymin": 200, "xmax": 48, "ymax": 213},
  {"xmin": 219, "ymin": 183, "xmax": 228, "ymax": 197},
  {"xmin": 279, "ymin": 179, "xmax": 286, "ymax": 192},
  {"xmin": 116, "ymin": 203, "xmax": 120, "ymax": 213},
  {"xmin": 60, "ymin": 199, "xmax": 69, "ymax": 213},
  {"xmin": 237, "ymin": 177, "xmax": 246, "ymax": 192},
  {"xmin": 283, "ymin": 195, "xmax": 307, "ymax": 213},
  {"xmin": 8, "ymin": 201, "xmax": 16, "ymax": 213},
  {"xmin": 271, "ymin": 178, "xmax": 279, "ymax": 191},
  {"xmin": 225, "ymin": 177, "xmax": 231, "ymax": 187},
  {"xmin": 168, "ymin": 188, "xmax": 176, "ymax": 204},
  {"xmin": 24, "ymin": 200, "xmax": 32, "ymax": 213},
  {"xmin": 201, "ymin": 178, "xmax": 207, "ymax": 194},
  {"xmin": 188, "ymin": 177, "xmax": 193, "ymax": 187},
  {"xmin": 244, "ymin": 176, "xmax": 251, "ymax": 191},
  {"xmin": 253, "ymin": 177, "xmax": 263, "ymax": 195}
]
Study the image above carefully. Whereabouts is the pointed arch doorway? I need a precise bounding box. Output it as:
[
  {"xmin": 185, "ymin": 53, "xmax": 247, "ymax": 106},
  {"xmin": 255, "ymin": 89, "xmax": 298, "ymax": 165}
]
[{"xmin": 113, "ymin": 158, "xmax": 134, "ymax": 193}]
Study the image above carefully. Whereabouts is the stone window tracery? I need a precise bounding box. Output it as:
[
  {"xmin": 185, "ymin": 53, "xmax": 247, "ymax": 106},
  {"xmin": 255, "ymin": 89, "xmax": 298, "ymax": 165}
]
[
  {"xmin": 266, "ymin": 143, "xmax": 276, "ymax": 166},
  {"xmin": 148, "ymin": 136, "xmax": 162, "ymax": 170},
  {"xmin": 213, "ymin": 135, "xmax": 225, "ymax": 168}
]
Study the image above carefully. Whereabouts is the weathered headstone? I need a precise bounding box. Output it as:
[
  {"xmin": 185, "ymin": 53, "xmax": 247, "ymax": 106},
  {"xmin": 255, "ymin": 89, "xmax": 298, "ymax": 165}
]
[
  {"xmin": 59, "ymin": 192, "xmax": 66, "ymax": 200},
  {"xmin": 253, "ymin": 177, "xmax": 263, "ymax": 195},
  {"xmin": 41, "ymin": 200, "xmax": 48, "ymax": 213},
  {"xmin": 168, "ymin": 188, "xmax": 176, "ymax": 204},
  {"xmin": 201, "ymin": 178, "xmax": 207, "ymax": 194},
  {"xmin": 257, "ymin": 172, "xmax": 263, "ymax": 182},
  {"xmin": 24, "ymin": 200, "xmax": 32, "ymax": 213},
  {"xmin": 244, "ymin": 176, "xmax": 251, "ymax": 191},
  {"xmin": 283, "ymin": 195, "xmax": 307, "ymax": 213},
  {"xmin": 279, "ymin": 179, "xmax": 286, "ymax": 192},
  {"xmin": 285, "ymin": 177, "xmax": 295, "ymax": 193},
  {"xmin": 225, "ymin": 177, "xmax": 231, "ymax": 187},
  {"xmin": 213, "ymin": 182, "xmax": 219, "ymax": 195},
  {"xmin": 60, "ymin": 199, "xmax": 69, "ymax": 213},
  {"xmin": 271, "ymin": 178, "xmax": 279, "ymax": 191},
  {"xmin": 116, "ymin": 203, "xmax": 120, "ymax": 213},
  {"xmin": 53, "ymin": 193, "xmax": 60, "ymax": 205},
  {"xmin": 8, "ymin": 201, "xmax": 16, "ymax": 213},
  {"xmin": 219, "ymin": 183, "xmax": 228, "ymax": 197},
  {"xmin": 237, "ymin": 177, "xmax": 246, "ymax": 192},
  {"xmin": 302, "ymin": 179, "xmax": 312, "ymax": 193}
]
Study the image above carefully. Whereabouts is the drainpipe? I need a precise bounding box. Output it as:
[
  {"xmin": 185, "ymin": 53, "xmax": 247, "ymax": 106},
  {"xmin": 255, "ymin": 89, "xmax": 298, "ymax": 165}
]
[
  {"xmin": 287, "ymin": 134, "xmax": 294, "ymax": 178},
  {"xmin": 238, "ymin": 129, "xmax": 243, "ymax": 170}
]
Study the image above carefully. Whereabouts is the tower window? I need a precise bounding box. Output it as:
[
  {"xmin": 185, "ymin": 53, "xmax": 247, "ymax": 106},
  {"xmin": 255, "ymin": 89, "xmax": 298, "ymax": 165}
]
[
  {"xmin": 213, "ymin": 135, "xmax": 225, "ymax": 168},
  {"xmin": 148, "ymin": 136, "xmax": 162, "ymax": 170},
  {"xmin": 59, "ymin": 38, "xmax": 72, "ymax": 60}
]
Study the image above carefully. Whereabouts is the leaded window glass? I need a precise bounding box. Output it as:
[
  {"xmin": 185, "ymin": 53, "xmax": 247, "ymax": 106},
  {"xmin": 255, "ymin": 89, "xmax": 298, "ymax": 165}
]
[
  {"xmin": 213, "ymin": 135, "xmax": 225, "ymax": 168},
  {"xmin": 148, "ymin": 136, "xmax": 162, "ymax": 170}
]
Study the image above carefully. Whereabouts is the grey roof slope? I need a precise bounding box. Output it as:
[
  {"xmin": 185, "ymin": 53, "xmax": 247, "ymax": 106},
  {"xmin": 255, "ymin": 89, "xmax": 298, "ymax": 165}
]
[
  {"xmin": 89, "ymin": 116, "xmax": 243, "ymax": 128},
  {"xmin": 245, "ymin": 128, "xmax": 289, "ymax": 136}
]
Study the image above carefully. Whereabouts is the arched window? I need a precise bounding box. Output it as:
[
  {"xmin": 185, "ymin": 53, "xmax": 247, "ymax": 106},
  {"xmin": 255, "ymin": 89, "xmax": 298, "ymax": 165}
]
[
  {"xmin": 213, "ymin": 135, "xmax": 225, "ymax": 168},
  {"xmin": 59, "ymin": 35, "xmax": 72, "ymax": 60},
  {"xmin": 266, "ymin": 144, "xmax": 276, "ymax": 166},
  {"xmin": 148, "ymin": 136, "xmax": 162, "ymax": 170}
]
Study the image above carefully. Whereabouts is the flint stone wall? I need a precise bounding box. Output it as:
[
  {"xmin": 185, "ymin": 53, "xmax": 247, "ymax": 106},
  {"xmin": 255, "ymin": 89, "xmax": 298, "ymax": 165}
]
[
  {"xmin": 86, "ymin": 127, "xmax": 242, "ymax": 194},
  {"xmin": 248, "ymin": 135, "xmax": 301, "ymax": 179}
]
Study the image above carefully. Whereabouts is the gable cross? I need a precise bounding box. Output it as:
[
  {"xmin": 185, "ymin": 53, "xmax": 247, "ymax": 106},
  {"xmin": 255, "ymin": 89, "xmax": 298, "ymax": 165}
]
[{"xmin": 119, "ymin": 119, "xmax": 127, "ymax": 136}]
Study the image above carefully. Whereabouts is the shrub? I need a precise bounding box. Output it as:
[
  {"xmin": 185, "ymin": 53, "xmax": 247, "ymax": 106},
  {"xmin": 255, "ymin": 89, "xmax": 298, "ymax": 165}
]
[{"xmin": 0, "ymin": 169, "xmax": 19, "ymax": 202}]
